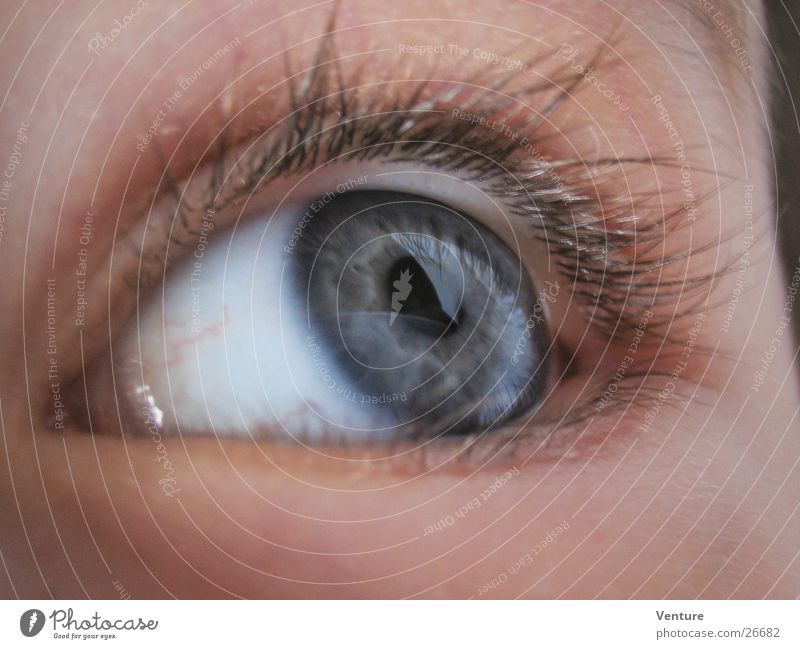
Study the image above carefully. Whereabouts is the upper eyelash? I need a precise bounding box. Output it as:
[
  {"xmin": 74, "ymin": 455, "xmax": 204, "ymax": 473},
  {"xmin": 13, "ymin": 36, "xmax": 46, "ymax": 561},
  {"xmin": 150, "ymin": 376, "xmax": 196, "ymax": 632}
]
[{"xmin": 151, "ymin": 19, "xmax": 724, "ymax": 344}]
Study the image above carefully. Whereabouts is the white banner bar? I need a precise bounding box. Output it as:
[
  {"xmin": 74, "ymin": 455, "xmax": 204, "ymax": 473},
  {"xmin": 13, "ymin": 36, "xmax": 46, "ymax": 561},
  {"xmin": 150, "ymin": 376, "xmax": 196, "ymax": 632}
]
[{"xmin": 2, "ymin": 600, "xmax": 797, "ymax": 648}]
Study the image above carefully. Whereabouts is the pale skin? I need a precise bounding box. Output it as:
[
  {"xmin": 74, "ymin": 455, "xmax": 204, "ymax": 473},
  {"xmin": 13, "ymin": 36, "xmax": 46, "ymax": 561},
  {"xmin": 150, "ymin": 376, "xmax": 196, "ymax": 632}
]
[{"xmin": 0, "ymin": 0, "xmax": 798, "ymax": 598}]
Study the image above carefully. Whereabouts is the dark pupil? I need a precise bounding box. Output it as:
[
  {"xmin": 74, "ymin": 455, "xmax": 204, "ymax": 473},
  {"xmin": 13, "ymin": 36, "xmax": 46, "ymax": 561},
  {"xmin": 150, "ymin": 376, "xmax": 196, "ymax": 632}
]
[{"xmin": 386, "ymin": 256, "xmax": 458, "ymax": 336}]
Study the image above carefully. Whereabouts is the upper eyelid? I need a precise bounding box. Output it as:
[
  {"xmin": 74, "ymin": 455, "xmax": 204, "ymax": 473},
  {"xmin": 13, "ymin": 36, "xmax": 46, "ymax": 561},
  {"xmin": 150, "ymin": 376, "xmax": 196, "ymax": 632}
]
[
  {"xmin": 125, "ymin": 126, "xmax": 545, "ymax": 315},
  {"xmin": 126, "ymin": 62, "xmax": 581, "ymax": 287},
  {"xmin": 150, "ymin": 61, "xmax": 715, "ymax": 335}
]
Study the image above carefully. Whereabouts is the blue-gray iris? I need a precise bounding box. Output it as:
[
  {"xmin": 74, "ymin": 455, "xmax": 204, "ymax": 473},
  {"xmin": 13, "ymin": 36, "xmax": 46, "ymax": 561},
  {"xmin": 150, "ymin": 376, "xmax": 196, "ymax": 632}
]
[{"xmin": 291, "ymin": 191, "xmax": 547, "ymax": 438}]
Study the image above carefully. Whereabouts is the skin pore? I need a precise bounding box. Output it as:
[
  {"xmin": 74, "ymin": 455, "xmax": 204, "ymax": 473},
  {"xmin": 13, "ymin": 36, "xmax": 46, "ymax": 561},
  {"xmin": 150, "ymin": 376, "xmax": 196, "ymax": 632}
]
[{"xmin": 0, "ymin": 0, "xmax": 799, "ymax": 598}]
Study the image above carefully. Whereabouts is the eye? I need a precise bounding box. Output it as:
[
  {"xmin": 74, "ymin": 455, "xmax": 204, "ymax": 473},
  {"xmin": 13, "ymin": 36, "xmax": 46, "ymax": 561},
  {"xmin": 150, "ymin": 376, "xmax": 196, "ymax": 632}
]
[{"xmin": 80, "ymin": 182, "xmax": 552, "ymax": 443}]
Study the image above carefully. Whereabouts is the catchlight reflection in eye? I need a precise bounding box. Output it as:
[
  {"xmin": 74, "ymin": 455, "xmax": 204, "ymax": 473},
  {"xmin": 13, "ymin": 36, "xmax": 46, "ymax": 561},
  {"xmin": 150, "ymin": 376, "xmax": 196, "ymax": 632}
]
[{"xmin": 98, "ymin": 188, "xmax": 550, "ymax": 443}]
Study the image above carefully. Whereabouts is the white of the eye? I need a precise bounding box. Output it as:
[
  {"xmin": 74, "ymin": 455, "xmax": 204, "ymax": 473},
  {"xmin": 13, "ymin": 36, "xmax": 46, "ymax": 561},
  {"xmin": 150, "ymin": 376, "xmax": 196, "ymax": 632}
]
[
  {"xmin": 121, "ymin": 164, "xmax": 527, "ymax": 442},
  {"xmin": 122, "ymin": 209, "xmax": 391, "ymax": 442}
]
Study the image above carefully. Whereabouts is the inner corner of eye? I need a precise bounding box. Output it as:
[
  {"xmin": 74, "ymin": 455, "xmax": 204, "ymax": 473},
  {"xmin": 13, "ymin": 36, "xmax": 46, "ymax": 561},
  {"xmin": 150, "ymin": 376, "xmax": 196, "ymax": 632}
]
[{"xmin": 84, "ymin": 186, "xmax": 553, "ymax": 447}]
